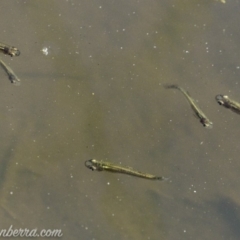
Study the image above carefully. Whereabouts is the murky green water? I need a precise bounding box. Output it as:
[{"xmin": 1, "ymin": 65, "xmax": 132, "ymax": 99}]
[{"xmin": 0, "ymin": 0, "xmax": 240, "ymax": 239}]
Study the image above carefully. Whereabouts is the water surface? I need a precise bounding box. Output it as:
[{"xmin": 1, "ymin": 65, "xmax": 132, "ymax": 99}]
[{"xmin": 0, "ymin": 0, "xmax": 240, "ymax": 239}]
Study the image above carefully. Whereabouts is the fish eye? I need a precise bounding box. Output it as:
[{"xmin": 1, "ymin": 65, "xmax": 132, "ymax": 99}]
[
  {"xmin": 215, "ymin": 96, "xmax": 224, "ymax": 105},
  {"xmin": 217, "ymin": 101, "xmax": 224, "ymax": 105},
  {"xmin": 216, "ymin": 95, "xmax": 223, "ymax": 101},
  {"xmin": 85, "ymin": 160, "xmax": 93, "ymax": 168},
  {"xmin": 85, "ymin": 159, "xmax": 99, "ymax": 171}
]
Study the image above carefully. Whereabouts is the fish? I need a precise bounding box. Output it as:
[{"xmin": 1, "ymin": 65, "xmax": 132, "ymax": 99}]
[
  {"xmin": 165, "ymin": 84, "xmax": 213, "ymax": 128},
  {"xmin": 85, "ymin": 159, "xmax": 167, "ymax": 181},
  {"xmin": 215, "ymin": 94, "xmax": 240, "ymax": 114},
  {"xmin": 0, "ymin": 42, "xmax": 20, "ymax": 57},
  {"xmin": 0, "ymin": 59, "xmax": 20, "ymax": 85}
]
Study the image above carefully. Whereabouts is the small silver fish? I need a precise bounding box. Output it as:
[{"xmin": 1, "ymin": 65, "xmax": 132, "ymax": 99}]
[
  {"xmin": 85, "ymin": 159, "xmax": 167, "ymax": 181},
  {"xmin": 0, "ymin": 42, "xmax": 20, "ymax": 57},
  {"xmin": 165, "ymin": 84, "xmax": 213, "ymax": 128},
  {"xmin": 0, "ymin": 59, "xmax": 20, "ymax": 85},
  {"xmin": 216, "ymin": 94, "xmax": 240, "ymax": 114}
]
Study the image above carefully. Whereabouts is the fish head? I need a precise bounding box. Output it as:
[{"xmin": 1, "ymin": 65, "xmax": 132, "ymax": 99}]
[
  {"xmin": 215, "ymin": 95, "xmax": 228, "ymax": 105},
  {"xmin": 8, "ymin": 47, "xmax": 20, "ymax": 57},
  {"xmin": 201, "ymin": 118, "xmax": 213, "ymax": 128},
  {"xmin": 85, "ymin": 159, "xmax": 97, "ymax": 171}
]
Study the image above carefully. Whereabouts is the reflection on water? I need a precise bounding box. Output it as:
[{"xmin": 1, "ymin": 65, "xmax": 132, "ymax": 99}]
[{"xmin": 0, "ymin": 0, "xmax": 240, "ymax": 239}]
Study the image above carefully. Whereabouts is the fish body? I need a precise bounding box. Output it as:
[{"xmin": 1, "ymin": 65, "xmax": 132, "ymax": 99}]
[
  {"xmin": 0, "ymin": 59, "xmax": 20, "ymax": 85},
  {"xmin": 216, "ymin": 95, "xmax": 240, "ymax": 114},
  {"xmin": 0, "ymin": 42, "xmax": 20, "ymax": 57},
  {"xmin": 85, "ymin": 159, "xmax": 166, "ymax": 181},
  {"xmin": 165, "ymin": 84, "xmax": 213, "ymax": 128}
]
